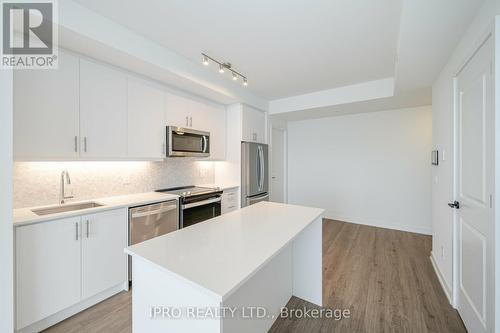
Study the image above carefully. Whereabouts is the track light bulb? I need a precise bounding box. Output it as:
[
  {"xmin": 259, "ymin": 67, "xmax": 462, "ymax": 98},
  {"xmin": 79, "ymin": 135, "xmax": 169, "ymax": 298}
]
[
  {"xmin": 219, "ymin": 64, "xmax": 225, "ymax": 73},
  {"xmin": 232, "ymin": 72, "xmax": 238, "ymax": 80},
  {"xmin": 202, "ymin": 55, "xmax": 209, "ymax": 66},
  {"xmin": 243, "ymin": 78, "xmax": 248, "ymax": 86}
]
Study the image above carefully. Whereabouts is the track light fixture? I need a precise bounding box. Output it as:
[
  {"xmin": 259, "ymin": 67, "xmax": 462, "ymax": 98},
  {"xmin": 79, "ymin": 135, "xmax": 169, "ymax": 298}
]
[{"xmin": 201, "ymin": 52, "xmax": 248, "ymax": 87}]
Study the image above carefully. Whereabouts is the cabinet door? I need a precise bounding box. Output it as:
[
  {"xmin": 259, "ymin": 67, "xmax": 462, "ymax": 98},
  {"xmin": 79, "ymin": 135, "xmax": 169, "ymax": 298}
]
[
  {"xmin": 14, "ymin": 50, "xmax": 79, "ymax": 160},
  {"xmin": 128, "ymin": 76, "xmax": 166, "ymax": 159},
  {"xmin": 80, "ymin": 59, "xmax": 128, "ymax": 159},
  {"xmin": 221, "ymin": 188, "xmax": 239, "ymax": 214},
  {"xmin": 165, "ymin": 92, "xmax": 190, "ymax": 128},
  {"xmin": 16, "ymin": 217, "xmax": 81, "ymax": 330},
  {"xmin": 203, "ymin": 103, "xmax": 226, "ymax": 160},
  {"xmin": 81, "ymin": 208, "xmax": 128, "ymax": 299},
  {"xmin": 241, "ymin": 105, "xmax": 266, "ymax": 143}
]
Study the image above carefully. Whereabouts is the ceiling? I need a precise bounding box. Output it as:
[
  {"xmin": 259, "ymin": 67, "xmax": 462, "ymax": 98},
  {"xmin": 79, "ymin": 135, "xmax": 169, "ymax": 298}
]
[
  {"xmin": 72, "ymin": 0, "xmax": 402, "ymax": 100},
  {"xmin": 72, "ymin": 0, "xmax": 484, "ymax": 118}
]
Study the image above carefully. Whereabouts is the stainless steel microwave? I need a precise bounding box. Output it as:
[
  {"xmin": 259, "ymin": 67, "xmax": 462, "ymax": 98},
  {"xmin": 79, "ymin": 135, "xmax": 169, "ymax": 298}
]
[{"xmin": 166, "ymin": 126, "xmax": 210, "ymax": 157}]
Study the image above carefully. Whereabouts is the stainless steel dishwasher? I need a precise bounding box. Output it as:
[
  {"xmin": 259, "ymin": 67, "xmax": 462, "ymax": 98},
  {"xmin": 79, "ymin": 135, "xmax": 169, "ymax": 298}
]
[{"xmin": 128, "ymin": 199, "xmax": 179, "ymax": 280}]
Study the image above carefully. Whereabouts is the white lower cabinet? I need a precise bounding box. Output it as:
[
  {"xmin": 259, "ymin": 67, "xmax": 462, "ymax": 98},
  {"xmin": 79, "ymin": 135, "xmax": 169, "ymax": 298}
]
[
  {"xmin": 221, "ymin": 187, "xmax": 239, "ymax": 214},
  {"xmin": 81, "ymin": 209, "xmax": 128, "ymax": 299},
  {"xmin": 16, "ymin": 216, "xmax": 82, "ymax": 330},
  {"xmin": 15, "ymin": 208, "xmax": 128, "ymax": 331}
]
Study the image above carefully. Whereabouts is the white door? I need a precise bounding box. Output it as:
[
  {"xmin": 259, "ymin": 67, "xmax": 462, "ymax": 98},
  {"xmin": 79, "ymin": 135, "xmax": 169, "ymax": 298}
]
[
  {"xmin": 270, "ymin": 128, "xmax": 286, "ymax": 203},
  {"xmin": 15, "ymin": 217, "xmax": 82, "ymax": 330},
  {"xmin": 14, "ymin": 50, "xmax": 79, "ymax": 160},
  {"xmin": 127, "ymin": 76, "xmax": 166, "ymax": 159},
  {"xmin": 455, "ymin": 37, "xmax": 493, "ymax": 333},
  {"xmin": 81, "ymin": 209, "xmax": 128, "ymax": 299},
  {"xmin": 80, "ymin": 59, "xmax": 128, "ymax": 159}
]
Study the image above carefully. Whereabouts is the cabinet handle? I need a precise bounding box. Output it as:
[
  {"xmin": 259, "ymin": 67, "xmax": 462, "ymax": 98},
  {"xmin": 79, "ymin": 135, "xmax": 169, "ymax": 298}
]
[
  {"xmin": 74, "ymin": 136, "xmax": 78, "ymax": 153},
  {"xmin": 189, "ymin": 117, "xmax": 193, "ymax": 127},
  {"xmin": 86, "ymin": 220, "xmax": 89, "ymax": 238},
  {"xmin": 75, "ymin": 222, "xmax": 79, "ymax": 241},
  {"xmin": 185, "ymin": 116, "xmax": 189, "ymax": 127},
  {"xmin": 83, "ymin": 137, "xmax": 88, "ymax": 152}
]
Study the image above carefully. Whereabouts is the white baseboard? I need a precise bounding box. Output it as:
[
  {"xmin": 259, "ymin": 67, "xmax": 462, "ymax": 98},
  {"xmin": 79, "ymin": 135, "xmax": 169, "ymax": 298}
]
[
  {"xmin": 430, "ymin": 252, "xmax": 453, "ymax": 306},
  {"xmin": 16, "ymin": 282, "xmax": 128, "ymax": 333},
  {"xmin": 324, "ymin": 214, "xmax": 432, "ymax": 235}
]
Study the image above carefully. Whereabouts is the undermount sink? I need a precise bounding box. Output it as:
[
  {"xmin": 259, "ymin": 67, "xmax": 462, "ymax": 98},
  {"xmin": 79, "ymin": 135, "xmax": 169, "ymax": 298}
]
[{"xmin": 32, "ymin": 202, "xmax": 104, "ymax": 216}]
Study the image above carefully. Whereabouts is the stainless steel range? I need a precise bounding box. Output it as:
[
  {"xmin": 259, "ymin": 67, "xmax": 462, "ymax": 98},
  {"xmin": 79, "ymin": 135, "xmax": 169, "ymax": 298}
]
[{"xmin": 156, "ymin": 186, "xmax": 223, "ymax": 228}]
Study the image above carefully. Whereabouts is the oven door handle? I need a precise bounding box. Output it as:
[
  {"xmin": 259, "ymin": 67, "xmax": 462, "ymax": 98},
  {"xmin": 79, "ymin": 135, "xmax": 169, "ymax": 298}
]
[{"xmin": 181, "ymin": 197, "xmax": 221, "ymax": 209}]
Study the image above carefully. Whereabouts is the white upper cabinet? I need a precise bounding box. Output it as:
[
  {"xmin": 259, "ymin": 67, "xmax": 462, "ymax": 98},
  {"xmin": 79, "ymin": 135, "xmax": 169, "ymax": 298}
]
[
  {"xmin": 241, "ymin": 104, "xmax": 266, "ymax": 143},
  {"xmin": 80, "ymin": 59, "xmax": 128, "ymax": 159},
  {"xmin": 13, "ymin": 49, "xmax": 228, "ymax": 161},
  {"xmin": 165, "ymin": 92, "xmax": 193, "ymax": 128},
  {"xmin": 14, "ymin": 50, "xmax": 79, "ymax": 160},
  {"xmin": 203, "ymin": 103, "xmax": 226, "ymax": 160},
  {"xmin": 81, "ymin": 208, "xmax": 128, "ymax": 300},
  {"xmin": 127, "ymin": 76, "xmax": 166, "ymax": 159},
  {"xmin": 165, "ymin": 91, "xmax": 226, "ymax": 160}
]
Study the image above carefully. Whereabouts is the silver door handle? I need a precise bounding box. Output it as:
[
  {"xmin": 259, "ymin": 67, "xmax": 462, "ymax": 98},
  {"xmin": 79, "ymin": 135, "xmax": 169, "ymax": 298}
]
[
  {"xmin": 256, "ymin": 152, "xmax": 261, "ymax": 191},
  {"xmin": 86, "ymin": 220, "xmax": 89, "ymax": 238},
  {"xmin": 190, "ymin": 117, "xmax": 193, "ymax": 127},
  {"xmin": 74, "ymin": 136, "xmax": 78, "ymax": 153},
  {"xmin": 258, "ymin": 145, "xmax": 264, "ymax": 191},
  {"xmin": 185, "ymin": 116, "xmax": 189, "ymax": 126},
  {"xmin": 182, "ymin": 197, "xmax": 221, "ymax": 209},
  {"xmin": 83, "ymin": 137, "xmax": 87, "ymax": 152},
  {"xmin": 75, "ymin": 222, "xmax": 79, "ymax": 241},
  {"xmin": 202, "ymin": 136, "xmax": 208, "ymax": 153}
]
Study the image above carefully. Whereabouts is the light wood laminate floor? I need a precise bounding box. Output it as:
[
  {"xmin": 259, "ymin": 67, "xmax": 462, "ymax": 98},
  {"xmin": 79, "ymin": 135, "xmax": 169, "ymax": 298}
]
[{"xmin": 43, "ymin": 219, "xmax": 466, "ymax": 333}]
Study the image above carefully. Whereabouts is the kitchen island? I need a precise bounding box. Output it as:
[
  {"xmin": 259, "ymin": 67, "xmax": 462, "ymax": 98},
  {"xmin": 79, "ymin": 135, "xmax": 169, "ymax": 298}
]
[{"xmin": 125, "ymin": 201, "xmax": 324, "ymax": 333}]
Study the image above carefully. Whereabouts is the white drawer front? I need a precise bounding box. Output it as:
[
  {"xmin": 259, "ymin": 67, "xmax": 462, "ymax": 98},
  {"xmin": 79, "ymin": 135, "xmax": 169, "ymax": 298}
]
[{"xmin": 222, "ymin": 189, "xmax": 239, "ymax": 214}]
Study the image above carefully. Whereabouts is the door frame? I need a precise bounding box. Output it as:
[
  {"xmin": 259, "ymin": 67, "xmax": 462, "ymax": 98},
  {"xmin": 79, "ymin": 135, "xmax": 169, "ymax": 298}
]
[
  {"xmin": 0, "ymin": 69, "xmax": 14, "ymax": 332},
  {"xmin": 451, "ymin": 27, "xmax": 496, "ymax": 328},
  {"xmin": 270, "ymin": 125, "xmax": 288, "ymax": 204}
]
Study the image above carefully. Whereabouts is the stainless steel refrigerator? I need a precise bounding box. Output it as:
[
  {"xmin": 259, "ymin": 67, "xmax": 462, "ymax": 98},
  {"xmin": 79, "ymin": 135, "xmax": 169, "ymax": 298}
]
[{"xmin": 241, "ymin": 142, "xmax": 269, "ymax": 207}]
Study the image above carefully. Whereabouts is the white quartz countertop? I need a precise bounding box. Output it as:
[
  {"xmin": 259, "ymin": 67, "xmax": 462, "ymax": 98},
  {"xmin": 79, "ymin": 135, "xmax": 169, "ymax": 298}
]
[
  {"xmin": 125, "ymin": 201, "xmax": 324, "ymax": 300},
  {"xmin": 13, "ymin": 192, "xmax": 179, "ymax": 226}
]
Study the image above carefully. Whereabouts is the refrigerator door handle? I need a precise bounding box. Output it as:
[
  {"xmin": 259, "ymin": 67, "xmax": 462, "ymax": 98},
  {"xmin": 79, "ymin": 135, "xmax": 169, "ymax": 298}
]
[
  {"xmin": 259, "ymin": 146, "xmax": 266, "ymax": 191},
  {"xmin": 256, "ymin": 148, "xmax": 261, "ymax": 191}
]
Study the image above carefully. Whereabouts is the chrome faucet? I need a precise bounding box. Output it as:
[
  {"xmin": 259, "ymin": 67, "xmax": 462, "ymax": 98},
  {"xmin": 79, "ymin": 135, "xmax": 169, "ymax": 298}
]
[{"xmin": 60, "ymin": 170, "xmax": 74, "ymax": 204}]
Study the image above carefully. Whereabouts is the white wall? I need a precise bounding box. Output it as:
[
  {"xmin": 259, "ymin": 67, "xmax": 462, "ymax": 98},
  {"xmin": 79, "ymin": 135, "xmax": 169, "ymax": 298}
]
[
  {"xmin": 0, "ymin": 70, "xmax": 14, "ymax": 332},
  {"xmin": 288, "ymin": 106, "xmax": 432, "ymax": 234},
  {"xmin": 431, "ymin": 0, "xmax": 500, "ymax": 305}
]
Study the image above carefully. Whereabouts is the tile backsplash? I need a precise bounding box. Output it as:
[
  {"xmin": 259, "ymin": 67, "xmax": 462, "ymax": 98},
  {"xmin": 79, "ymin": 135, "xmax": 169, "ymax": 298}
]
[{"xmin": 13, "ymin": 159, "xmax": 214, "ymax": 208}]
